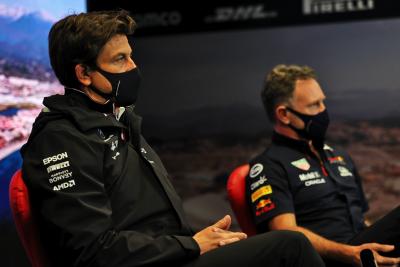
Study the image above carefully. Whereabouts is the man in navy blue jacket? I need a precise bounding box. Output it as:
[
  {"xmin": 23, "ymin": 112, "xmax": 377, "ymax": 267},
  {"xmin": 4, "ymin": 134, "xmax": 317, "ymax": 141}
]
[{"xmin": 246, "ymin": 64, "xmax": 400, "ymax": 267}]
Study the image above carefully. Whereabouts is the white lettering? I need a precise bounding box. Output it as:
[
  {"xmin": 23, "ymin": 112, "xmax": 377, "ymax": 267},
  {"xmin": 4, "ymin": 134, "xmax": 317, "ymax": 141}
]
[
  {"xmin": 205, "ymin": 5, "xmax": 277, "ymax": 23},
  {"xmin": 299, "ymin": 171, "xmax": 321, "ymax": 181},
  {"xmin": 134, "ymin": 11, "xmax": 182, "ymax": 28},
  {"xmin": 338, "ymin": 166, "xmax": 353, "ymax": 177},
  {"xmin": 47, "ymin": 161, "xmax": 70, "ymax": 173},
  {"xmin": 53, "ymin": 180, "xmax": 76, "ymax": 191},
  {"xmin": 303, "ymin": 0, "xmax": 374, "ymax": 15},
  {"xmin": 305, "ymin": 178, "xmax": 326, "ymax": 186},
  {"xmin": 251, "ymin": 176, "xmax": 268, "ymax": 190},
  {"xmin": 49, "ymin": 172, "xmax": 73, "ymax": 184},
  {"xmin": 43, "ymin": 152, "xmax": 68, "ymax": 165},
  {"xmin": 50, "ymin": 169, "xmax": 68, "ymax": 178}
]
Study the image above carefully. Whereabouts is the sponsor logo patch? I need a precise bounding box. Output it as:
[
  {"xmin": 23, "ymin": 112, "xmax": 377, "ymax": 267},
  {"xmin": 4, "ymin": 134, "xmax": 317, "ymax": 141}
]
[
  {"xmin": 251, "ymin": 185, "xmax": 272, "ymax": 202},
  {"xmin": 338, "ymin": 166, "xmax": 353, "ymax": 177},
  {"xmin": 303, "ymin": 0, "xmax": 375, "ymax": 16},
  {"xmin": 256, "ymin": 198, "xmax": 272, "ymax": 210},
  {"xmin": 48, "ymin": 170, "xmax": 73, "ymax": 184},
  {"xmin": 43, "ymin": 152, "xmax": 68, "ymax": 165},
  {"xmin": 249, "ymin": 163, "xmax": 263, "ymax": 178},
  {"xmin": 112, "ymin": 152, "xmax": 120, "ymax": 160},
  {"xmin": 53, "ymin": 179, "xmax": 76, "ymax": 191},
  {"xmin": 298, "ymin": 171, "xmax": 326, "ymax": 186},
  {"xmin": 291, "ymin": 158, "xmax": 310, "ymax": 171},
  {"xmin": 47, "ymin": 161, "xmax": 70, "ymax": 174},
  {"xmin": 111, "ymin": 140, "xmax": 118, "ymax": 151},
  {"xmin": 328, "ymin": 156, "xmax": 345, "ymax": 164},
  {"xmin": 299, "ymin": 171, "xmax": 321, "ymax": 181},
  {"xmin": 250, "ymin": 175, "xmax": 268, "ymax": 191},
  {"xmin": 323, "ymin": 144, "xmax": 334, "ymax": 151},
  {"xmin": 305, "ymin": 178, "xmax": 326, "ymax": 187},
  {"xmin": 256, "ymin": 202, "xmax": 276, "ymax": 216}
]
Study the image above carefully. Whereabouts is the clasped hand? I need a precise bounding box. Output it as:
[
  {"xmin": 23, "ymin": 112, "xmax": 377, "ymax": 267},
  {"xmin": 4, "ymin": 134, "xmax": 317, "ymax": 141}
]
[{"xmin": 193, "ymin": 215, "xmax": 248, "ymax": 255}]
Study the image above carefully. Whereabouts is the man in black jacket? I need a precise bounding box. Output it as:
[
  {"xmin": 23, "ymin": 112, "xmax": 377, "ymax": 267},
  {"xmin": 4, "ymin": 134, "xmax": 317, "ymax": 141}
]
[
  {"xmin": 245, "ymin": 64, "xmax": 400, "ymax": 267},
  {"xmin": 21, "ymin": 10, "xmax": 324, "ymax": 267}
]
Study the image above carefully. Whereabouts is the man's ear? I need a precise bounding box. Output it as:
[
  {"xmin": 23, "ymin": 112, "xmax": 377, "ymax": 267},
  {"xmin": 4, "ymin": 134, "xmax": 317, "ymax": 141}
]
[
  {"xmin": 75, "ymin": 64, "xmax": 91, "ymax": 86},
  {"xmin": 276, "ymin": 105, "xmax": 290, "ymax": 125}
]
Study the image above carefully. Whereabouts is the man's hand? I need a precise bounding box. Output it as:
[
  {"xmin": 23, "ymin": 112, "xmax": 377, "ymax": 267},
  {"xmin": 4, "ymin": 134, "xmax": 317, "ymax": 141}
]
[
  {"xmin": 349, "ymin": 243, "xmax": 400, "ymax": 266},
  {"xmin": 193, "ymin": 215, "xmax": 247, "ymax": 255}
]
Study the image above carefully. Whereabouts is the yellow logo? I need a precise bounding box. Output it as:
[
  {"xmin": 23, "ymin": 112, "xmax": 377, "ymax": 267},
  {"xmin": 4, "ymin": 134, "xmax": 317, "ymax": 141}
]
[{"xmin": 251, "ymin": 185, "xmax": 272, "ymax": 202}]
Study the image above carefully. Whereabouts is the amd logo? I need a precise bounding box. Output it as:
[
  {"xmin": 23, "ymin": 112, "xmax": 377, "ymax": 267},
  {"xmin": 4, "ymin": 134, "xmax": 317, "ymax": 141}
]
[
  {"xmin": 134, "ymin": 11, "xmax": 182, "ymax": 28},
  {"xmin": 303, "ymin": 0, "xmax": 374, "ymax": 15},
  {"xmin": 205, "ymin": 4, "xmax": 277, "ymax": 23}
]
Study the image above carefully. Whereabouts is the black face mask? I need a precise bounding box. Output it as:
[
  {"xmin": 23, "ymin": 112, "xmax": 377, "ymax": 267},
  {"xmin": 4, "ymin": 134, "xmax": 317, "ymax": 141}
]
[
  {"xmin": 89, "ymin": 67, "xmax": 142, "ymax": 107},
  {"xmin": 286, "ymin": 107, "xmax": 330, "ymax": 149}
]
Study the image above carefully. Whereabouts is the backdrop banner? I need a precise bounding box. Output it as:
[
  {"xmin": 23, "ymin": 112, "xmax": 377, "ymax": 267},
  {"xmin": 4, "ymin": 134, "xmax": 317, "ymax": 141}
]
[{"xmin": 87, "ymin": 0, "xmax": 400, "ymax": 35}]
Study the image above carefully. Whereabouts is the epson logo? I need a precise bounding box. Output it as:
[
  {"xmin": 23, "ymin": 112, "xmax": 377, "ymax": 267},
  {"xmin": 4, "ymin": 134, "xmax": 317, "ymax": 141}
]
[
  {"xmin": 205, "ymin": 4, "xmax": 277, "ymax": 23},
  {"xmin": 303, "ymin": 0, "xmax": 374, "ymax": 15},
  {"xmin": 43, "ymin": 152, "xmax": 68, "ymax": 165},
  {"xmin": 134, "ymin": 11, "xmax": 181, "ymax": 28}
]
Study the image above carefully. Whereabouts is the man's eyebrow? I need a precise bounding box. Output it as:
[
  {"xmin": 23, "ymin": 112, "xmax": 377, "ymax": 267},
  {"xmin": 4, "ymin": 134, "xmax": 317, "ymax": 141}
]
[
  {"xmin": 308, "ymin": 97, "xmax": 325, "ymax": 106},
  {"xmin": 111, "ymin": 47, "xmax": 132, "ymax": 56},
  {"xmin": 110, "ymin": 50, "xmax": 131, "ymax": 59}
]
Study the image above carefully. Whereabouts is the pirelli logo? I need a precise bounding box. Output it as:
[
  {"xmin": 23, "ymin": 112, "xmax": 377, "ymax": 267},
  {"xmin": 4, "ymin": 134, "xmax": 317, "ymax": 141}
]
[
  {"xmin": 47, "ymin": 161, "xmax": 70, "ymax": 173},
  {"xmin": 251, "ymin": 185, "xmax": 272, "ymax": 202},
  {"xmin": 303, "ymin": 0, "xmax": 374, "ymax": 15}
]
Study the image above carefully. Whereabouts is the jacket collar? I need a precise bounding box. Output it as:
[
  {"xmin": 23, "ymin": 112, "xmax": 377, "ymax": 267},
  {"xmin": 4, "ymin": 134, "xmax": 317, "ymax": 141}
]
[
  {"xmin": 272, "ymin": 131, "xmax": 308, "ymax": 150},
  {"xmin": 42, "ymin": 89, "xmax": 127, "ymax": 132},
  {"xmin": 272, "ymin": 131, "xmax": 331, "ymax": 161}
]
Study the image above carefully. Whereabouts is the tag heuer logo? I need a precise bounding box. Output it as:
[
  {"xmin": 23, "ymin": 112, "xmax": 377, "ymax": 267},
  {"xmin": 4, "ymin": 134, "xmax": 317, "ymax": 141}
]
[
  {"xmin": 338, "ymin": 166, "xmax": 353, "ymax": 177},
  {"xmin": 291, "ymin": 158, "xmax": 310, "ymax": 171}
]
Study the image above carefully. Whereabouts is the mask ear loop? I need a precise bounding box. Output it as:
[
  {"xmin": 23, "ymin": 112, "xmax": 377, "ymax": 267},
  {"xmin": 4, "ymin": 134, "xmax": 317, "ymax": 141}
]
[
  {"xmin": 83, "ymin": 64, "xmax": 113, "ymax": 105},
  {"xmin": 285, "ymin": 106, "xmax": 300, "ymax": 126}
]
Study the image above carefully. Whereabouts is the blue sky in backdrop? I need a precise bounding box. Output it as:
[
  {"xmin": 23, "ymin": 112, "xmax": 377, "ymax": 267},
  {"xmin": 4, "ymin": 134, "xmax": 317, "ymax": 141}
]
[{"xmin": 0, "ymin": 0, "xmax": 85, "ymax": 21}]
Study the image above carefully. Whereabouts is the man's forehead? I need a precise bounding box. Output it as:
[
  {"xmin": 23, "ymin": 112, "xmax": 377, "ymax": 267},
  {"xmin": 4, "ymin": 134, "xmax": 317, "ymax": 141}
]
[
  {"xmin": 293, "ymin": 79, "xmax": 325, "ymax": 101},
  {"xmin": 103, "ymin": 35, "xmax": 132, "ymax": 53}
]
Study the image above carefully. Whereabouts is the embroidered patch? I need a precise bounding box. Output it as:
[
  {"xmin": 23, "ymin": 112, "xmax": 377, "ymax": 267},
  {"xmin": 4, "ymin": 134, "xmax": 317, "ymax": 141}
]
[
  {"xmin": 251, "ymin": 185, "xmax": 272, "ymax": 202},
  {"xmin": 338, "ymin": 166, "xmax": 353, "ymax": 177},
  {"xmin": 250, "ymin": 175, "xmax": 268, "ymax": 191},
  {"xmin": 291, "ymin": 158, "xmax": 310, "ymax": 171},
  {"xmin": 328, "ymin": 156, "xmax": 345, "ymax": 165},
  {"xmin": 323, "ymin": 144, "xmax": 334, "ymax": 151},
  {"xmin": 249, "ymin": 163, "xmax": 264, "ymax": 178}
]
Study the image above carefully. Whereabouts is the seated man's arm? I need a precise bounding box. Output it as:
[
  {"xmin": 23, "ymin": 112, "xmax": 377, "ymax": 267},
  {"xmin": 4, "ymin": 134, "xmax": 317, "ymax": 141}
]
[
  {"xmin": 246, "ymin": 157, "xmax": 398, "ymax": 267},
  {"xmin": 22, "ymin": 126, "xmax": 199, "ymax": 267},
  {"xmin": 269, "ymin": 213, "xmax": 398, "ymax": 267}
]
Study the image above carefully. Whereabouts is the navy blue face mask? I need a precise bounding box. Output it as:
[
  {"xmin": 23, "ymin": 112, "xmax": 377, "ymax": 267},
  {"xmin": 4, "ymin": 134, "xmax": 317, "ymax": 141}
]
[
  {"xmin": 89, "ymin": 67, "xmax": 142, "ymax": 107},
  {"xmin": 286, "ymin": 107, "xmax": 330, "ymax": 149}
]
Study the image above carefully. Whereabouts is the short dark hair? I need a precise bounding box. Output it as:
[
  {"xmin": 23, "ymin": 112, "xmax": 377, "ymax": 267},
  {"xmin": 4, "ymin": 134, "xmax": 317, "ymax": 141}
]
[
  {"xmin": 261, "ymin": 64, "xmax": 316, "ymax": 122},
  {"xmin": 48, "ymin": 10, "xmax": 136, "ymax": 88}
]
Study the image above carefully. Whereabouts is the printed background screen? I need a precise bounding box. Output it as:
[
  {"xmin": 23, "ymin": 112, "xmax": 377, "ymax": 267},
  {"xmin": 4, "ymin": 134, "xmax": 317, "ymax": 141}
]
[{"xmin": 0, "ymin": 1, "xmax": 85, "ymax": 265}]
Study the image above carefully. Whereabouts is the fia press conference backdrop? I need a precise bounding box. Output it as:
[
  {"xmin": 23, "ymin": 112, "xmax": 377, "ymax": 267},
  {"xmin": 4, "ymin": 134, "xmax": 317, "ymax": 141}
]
[{"xmin": 1, "ymin": 0, "xmax": 400, "ymax": 266}]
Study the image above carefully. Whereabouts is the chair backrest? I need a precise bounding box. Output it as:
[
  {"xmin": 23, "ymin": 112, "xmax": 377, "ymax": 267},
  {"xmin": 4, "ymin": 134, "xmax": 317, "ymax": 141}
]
[
  {"xmin": 9, "ymin": 169, "xmax": 50, "ymax": 267},
  {"xmin": 226, "ymin": 164, "xmax": 257, "ymax": 236}
]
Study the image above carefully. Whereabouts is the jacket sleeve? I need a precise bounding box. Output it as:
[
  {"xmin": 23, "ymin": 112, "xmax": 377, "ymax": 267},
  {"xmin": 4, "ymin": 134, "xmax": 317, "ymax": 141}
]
[
  {"xmin": 22, "ymin": 125, "xmax": 199, "ymax": 267},
  {"xmin": 245, "ymin": 157, "xmax": 294, "ymax": 232}
]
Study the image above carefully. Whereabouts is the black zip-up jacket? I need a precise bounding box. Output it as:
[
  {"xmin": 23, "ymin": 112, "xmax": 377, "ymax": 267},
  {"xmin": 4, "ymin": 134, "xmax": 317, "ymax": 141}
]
[{"xmin": 21, "ymin": 90, "xmax": 199, "ymax": 267}]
